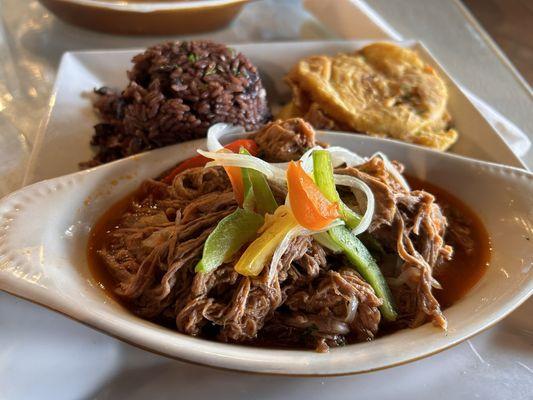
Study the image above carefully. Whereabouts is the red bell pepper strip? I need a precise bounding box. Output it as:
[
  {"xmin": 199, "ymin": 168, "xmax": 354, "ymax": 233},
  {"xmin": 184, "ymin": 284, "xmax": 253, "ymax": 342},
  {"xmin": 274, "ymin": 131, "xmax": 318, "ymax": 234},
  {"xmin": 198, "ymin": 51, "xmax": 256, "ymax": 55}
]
[{"xmin": 162, "ymin": 139, "xmax": 259, "ymax": 184}]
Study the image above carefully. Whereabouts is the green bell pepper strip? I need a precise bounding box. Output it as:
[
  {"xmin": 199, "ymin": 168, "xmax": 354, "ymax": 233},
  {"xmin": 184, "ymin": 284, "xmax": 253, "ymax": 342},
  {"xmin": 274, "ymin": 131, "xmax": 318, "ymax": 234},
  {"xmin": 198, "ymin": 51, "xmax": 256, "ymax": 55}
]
[
  {"xmin": 312, "ymin": 150, "xmax": 361, "ymax": 229},
  {"xmin": 313, "ymin": 231, "xmax": 342, "ymax": 253},
  {"xmin": 328, "ymin": 226, "xmax": 397, "ymax": 321},
  {"xmin": 312, "ymin": 150, "xmax": 397, "ymax": 321},
  {"xmin": 240, "ymin": 148, "xmax": 278, "ymax": 215},
  {"xmin": 241, "ymin": 160, "xmax": 256, "ymax": 212},
  {"xmin": 195, "ymin": 208, "xmax": 264, "ymax": 274}
]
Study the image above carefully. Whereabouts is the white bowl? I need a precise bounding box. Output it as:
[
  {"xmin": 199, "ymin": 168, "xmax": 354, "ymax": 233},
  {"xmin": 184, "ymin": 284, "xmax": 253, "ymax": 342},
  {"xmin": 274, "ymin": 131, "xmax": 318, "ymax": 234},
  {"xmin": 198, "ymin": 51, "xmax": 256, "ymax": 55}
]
[
  {"xmin": 0, "ymin": 132, "xmax": 532, "ymax": 375},
  {"xmin": 37, "ymin": 0, "xmax": 249, "ymax": 35}
]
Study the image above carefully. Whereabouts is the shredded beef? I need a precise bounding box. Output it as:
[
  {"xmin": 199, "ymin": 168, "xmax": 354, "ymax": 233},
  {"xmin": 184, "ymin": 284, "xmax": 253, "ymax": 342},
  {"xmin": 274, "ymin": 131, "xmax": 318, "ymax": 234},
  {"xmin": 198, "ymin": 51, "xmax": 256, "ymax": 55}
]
[
  {"xmin": 281, "ymin": 268, "xmax": 382, "ymax": 350},
  {"xmin": 96, "ymin": 119, "xmax": 458, "ymax": 352},
  {"xmin": 337, "ymin": 156, "xmax": 451, "ymax": 329},
  {"xmin": 99, "ymin": 168, "xmax": 236, "ymax": 318},
  {"xmin": 82, "ymin": 41, "xmax": 269, "ymax": 168},
  {"xmin": 253, "ymin": 118, "xmax": 316, "ymax": 162}
]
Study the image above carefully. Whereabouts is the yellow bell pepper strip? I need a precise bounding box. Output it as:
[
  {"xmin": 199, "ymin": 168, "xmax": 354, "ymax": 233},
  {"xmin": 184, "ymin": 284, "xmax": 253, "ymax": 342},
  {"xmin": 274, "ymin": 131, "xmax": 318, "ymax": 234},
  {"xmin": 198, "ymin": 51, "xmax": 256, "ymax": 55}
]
[
  {"xmin": 195, "ymin": 208, "xmax": 264, "ymax": 274},
  {"xmin": 286, "ymin": 161, "xmax": 339, "ymax": 231},
  {"xmin": 312, "ymin": 150, "xmax": 361, "ymax": 229},
  {"xmin": 312, "ymin": 150, "xmax": 397, "ymax": 321},
  {"xmin": 234, "ymin": 205, "xmax": 298, "ymax": 276},
  {"xmin": 240, "ymin": 148, "xmax": 278, "ymax": 215}
]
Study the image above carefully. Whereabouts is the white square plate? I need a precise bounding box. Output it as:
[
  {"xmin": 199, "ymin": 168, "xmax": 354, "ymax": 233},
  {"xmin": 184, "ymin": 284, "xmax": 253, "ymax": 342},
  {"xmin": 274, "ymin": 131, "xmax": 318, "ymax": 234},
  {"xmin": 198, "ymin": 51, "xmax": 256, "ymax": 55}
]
[{"xmin": 24, "ymin": 40, "xmax": 525, "ymax": 185}]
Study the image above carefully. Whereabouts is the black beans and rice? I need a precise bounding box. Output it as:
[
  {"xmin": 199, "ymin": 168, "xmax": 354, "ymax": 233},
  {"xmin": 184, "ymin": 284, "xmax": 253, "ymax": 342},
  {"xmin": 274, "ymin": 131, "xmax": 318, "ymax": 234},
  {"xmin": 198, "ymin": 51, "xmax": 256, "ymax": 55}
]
[{"xmin": 82, "ymin": 41, "xmax": 269, "ymax": 168}]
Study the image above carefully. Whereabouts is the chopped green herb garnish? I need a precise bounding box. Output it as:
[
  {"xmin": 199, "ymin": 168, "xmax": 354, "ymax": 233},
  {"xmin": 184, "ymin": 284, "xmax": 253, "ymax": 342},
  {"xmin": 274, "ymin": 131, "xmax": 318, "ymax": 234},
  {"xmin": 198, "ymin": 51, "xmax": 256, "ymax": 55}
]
[
  {"xmin": 158, "ymin": 63, "xmax": 179, "ymax": 72},
  {"xmin": 204, "ymin": 64, "xmax": 217, "ymax": 77},
  {"xmin": 188, "ymin": 53, "xmax": 198, "ymax": 63}
]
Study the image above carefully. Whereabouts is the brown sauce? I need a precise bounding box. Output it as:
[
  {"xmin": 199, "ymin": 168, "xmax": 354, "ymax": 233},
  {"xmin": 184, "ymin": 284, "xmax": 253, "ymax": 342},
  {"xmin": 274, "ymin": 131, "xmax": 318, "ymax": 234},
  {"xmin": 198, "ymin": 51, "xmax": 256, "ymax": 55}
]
[
  {"xmin": 406, "ymin": 176, "xmax": 491, "ymax": 308},
  {"xmin": 88, "ymin": 176, "xmax": 491, "ymax": 319},
  {"xmin": 87, "ymin": 189, "xmax": 144, "ymax": 300}
]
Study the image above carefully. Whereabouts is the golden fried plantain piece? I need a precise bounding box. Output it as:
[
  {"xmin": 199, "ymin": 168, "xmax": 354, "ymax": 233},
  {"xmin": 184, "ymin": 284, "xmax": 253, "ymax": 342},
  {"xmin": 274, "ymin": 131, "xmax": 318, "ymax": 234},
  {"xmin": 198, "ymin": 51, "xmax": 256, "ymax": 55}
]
[{"xmin": 281, "ymin": 42, "xmax": 458, "ymax": 150}]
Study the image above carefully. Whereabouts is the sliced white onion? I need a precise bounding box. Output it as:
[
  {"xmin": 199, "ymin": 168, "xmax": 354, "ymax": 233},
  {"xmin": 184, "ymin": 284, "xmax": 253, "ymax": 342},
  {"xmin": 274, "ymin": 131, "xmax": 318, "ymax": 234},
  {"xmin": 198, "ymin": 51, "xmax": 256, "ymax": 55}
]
[
  {"xmin": 272, "ymin": 161, "xmax": 290, "ymax": 170},
  {"xmin": 387, "ymin": 268, "xmax": 443, "ymax": 290},
  {"xmin": 387, "ymin": 267, "xmax": 418, "ymax": 287},
  {"xmin": 372, "ymin": 151, "xmax": 410, "ymax": 191},
  {"xmin": 299, "ymin": 146, "xmax": 325, "ymax": 173},
  {"xmin": 298, "ymin": 146, "xmax": 365, "ymax": 173},
  {"xmin": 326, "ymin": 146, "xmax": 366, "ymax": 168},
  {"xmin": 267, "ymin": 218, "xmax": 344, "ymax": 285},
  {"xmin": 267, "ymin": 225, "xmax": 303, "ymax": 285},
  {"xmin": 344, "ymin": 297, "xmax": 359, "ymax": 324},
  {"xmin": 333, "ymin": 174, "xmax": 375, "ymax": 236},
  {"xmin": 198, "ymin": 150, "xmax": 286, "ymax": 181},
  {"xmin": 319, "ymin": 147, "xmax": 410, "ymax": 193},
  {"xmin": 431, "ymin": 277, "xmax": 443, "ymax": 290},
  {"xmin": 206, "ymin": 123, "xmax": 245, "ymax": 152}
]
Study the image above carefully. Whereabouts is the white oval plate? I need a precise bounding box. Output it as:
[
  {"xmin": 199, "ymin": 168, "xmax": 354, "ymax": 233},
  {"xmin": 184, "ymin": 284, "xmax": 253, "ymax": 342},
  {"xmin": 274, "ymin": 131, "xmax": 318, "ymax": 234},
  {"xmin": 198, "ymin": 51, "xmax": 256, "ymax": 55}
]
[{"xmin": 1, "ymin": 132, "xmax": 532, "ymax": 376}]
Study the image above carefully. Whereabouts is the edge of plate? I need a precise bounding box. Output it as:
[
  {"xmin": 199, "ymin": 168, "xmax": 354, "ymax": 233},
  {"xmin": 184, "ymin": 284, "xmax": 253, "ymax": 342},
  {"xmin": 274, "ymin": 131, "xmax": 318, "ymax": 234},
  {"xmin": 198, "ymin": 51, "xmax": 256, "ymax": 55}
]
[{"xmin": 22, "ymin": 51, "xmax": 74, "ymax": 188}]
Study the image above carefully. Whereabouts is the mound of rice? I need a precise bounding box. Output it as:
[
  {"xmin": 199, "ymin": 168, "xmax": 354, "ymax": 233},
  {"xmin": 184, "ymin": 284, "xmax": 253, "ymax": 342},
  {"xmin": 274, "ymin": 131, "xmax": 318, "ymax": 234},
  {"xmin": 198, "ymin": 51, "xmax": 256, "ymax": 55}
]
[{"xmin": 82, "ymin": 41, "xmax": 269, "ymax": 167}]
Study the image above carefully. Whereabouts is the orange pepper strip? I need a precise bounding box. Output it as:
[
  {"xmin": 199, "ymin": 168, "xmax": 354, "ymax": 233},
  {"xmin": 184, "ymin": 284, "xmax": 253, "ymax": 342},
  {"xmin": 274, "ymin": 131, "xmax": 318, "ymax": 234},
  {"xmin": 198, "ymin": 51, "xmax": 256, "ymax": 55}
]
[
  {"xmin": 162, "ymin": 139, "xmax": 259, "ymax": 184},
  {"xmin": 224, "ymin": 166, "xmax": 245, "ymax": 206},
  {"xmin": 287, "ymin": 161, "xmax": 339, "ymax": 230}
]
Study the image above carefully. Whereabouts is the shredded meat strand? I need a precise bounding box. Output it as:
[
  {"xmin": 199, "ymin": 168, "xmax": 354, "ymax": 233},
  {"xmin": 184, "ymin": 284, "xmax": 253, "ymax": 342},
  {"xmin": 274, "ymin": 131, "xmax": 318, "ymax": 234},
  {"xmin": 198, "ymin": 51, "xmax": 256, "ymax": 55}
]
[
  {"xmin": 337, "ymin": 156, "xmax": 450, "ymax": 329},
  {"xmin": 253, "ymin": 118, "xmax": 316, "ymax": 162}
]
